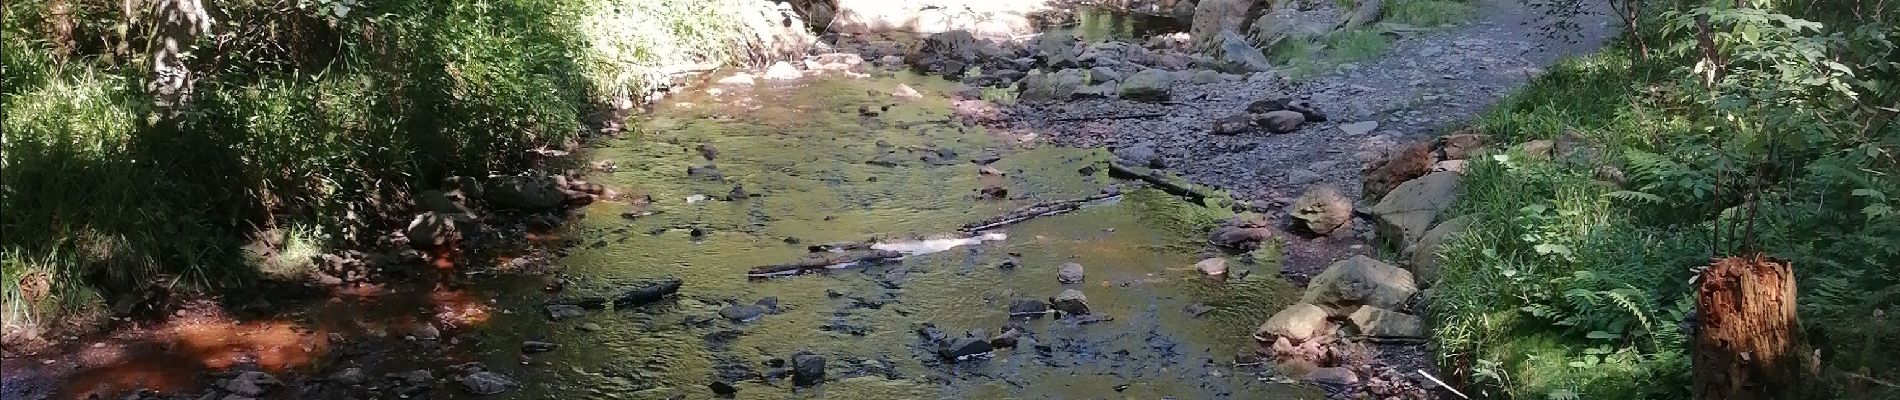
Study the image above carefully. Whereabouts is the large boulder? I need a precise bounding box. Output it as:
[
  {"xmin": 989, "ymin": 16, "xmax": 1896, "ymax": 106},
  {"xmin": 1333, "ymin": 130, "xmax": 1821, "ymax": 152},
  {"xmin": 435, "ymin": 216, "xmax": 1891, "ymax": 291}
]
[
  {"xmin": 791, "ymin": 353, "xmax": 826, "ymax": 387},
  {"xmin": 1301, "ymin": 255, "xmax": 1418, "ymax": 315},
  {"xmin": 1035, "ymin": 32, "xmax": 1080, "ymax": 68},
  {"xmin": 1118, "ymin": 69, "xmax": 1176, "ymax": 102},
  {"xmin": 738, "ymin": 1, "xmax": 817, "ymax": 63},
  {"xmin": 1256, "ymin": 110, "xmax": 1306, "ymax": 133},
  {"xmin": 1051, "ymin": 289, "xmax": 1090, "ymax": 316},
  {"xmin": 1249, "ymin": 8, "xmax": 1330, "ymax": 49},
  {"xmin": 1189, "ymin": 0, "xmax": 1265, "ymax": 51},
  {"xmin": 1019, "ymin": 69, "xmax": 1087, "ymax": 102},
  {"xmin": 1402, "ymin": 215, "xmax": 1471, "ymax": 286},
  {"xmin": 1369, "ymin": 172, "xmax": 1463, "ymax": 249},
  {"xmin": 909, "ymin": 29, "xmax": 980, "ymax": 74},
  {"xmin": 1255, "ymin": 303, "xmax": 1331, "ymax": 342},
  {"xmin": 1347, "ymin": 305, "xmax": 1424, "ymax": 338},
  {"xmin": 1206, "ymin": 30, "xmax": 1274, "ymax": 73},
  {"xmin": 1290, "ymin": 185, "xmax": 1352, "ymax": 235},
  {"xmin": 485, "ymin": 176, "xmax": 566, "ymax": 210}
]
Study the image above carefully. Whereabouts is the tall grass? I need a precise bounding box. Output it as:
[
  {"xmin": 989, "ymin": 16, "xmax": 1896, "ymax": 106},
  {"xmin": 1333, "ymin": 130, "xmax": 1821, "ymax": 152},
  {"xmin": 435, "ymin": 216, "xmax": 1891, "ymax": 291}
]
[{"xmin": 0, "ymin": 0, "xmax": 771, "ymax": 345}]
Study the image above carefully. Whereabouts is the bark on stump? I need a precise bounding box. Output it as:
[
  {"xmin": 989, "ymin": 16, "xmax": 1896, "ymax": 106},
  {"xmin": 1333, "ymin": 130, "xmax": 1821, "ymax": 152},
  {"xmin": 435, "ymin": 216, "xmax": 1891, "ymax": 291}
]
[{"xmin": 1694, "ymin": 255, "xmax": 1802, "ymax": 400}]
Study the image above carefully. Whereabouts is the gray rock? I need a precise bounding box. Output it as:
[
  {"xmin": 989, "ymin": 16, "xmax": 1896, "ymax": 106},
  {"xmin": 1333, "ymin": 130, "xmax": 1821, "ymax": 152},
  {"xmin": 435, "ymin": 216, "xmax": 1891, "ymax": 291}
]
[
  {"xmin": 1057, "ymin": 262, "xmax": 1086, "ymax": 284},
  {"xmin": 1338, "ymin": 121, "xmax": 1379, "ymax": 136},
  {"xmin": 1348, "ymin": 306, "xmax": 1425, "ymax": 338},
  {"xmin": 460, "ymin": 371, "xmax": 517, "ymax": 395},
  {"xmin": 1369, "ymin": 172, "xmax": 1463, "ymax": 249},
  {"xmin": 1208, "ymin": 30, "xmax": 1273, "ymax": 73},
  {"xmin": 1051, "ymin": 289, "xmax": 1091, "ymax": 316},
  {"xmin": 1285, "ymin": 168, "xmax": 1322, "ymax": 186},
  {"xmin": 1208, "ymin": 219, "xmax": 1275, "ymax": 249},
  {"xmin": 687, "ymin": 164, "xmax": 725, "ymax": 181},
  {"xmin": 484, "ymin": 175, "xmax": 566, "ymax": 210},
  {"xmin": 1113, "ymin": 145, "xmax": 1163, "ymax": 168},
  {"xmin": 1255, "ymin": 110, "xmax": 1306, "ymax": 133},
  {"xmin": 1301, "ymin": 255, "xmax": 1419, "ymax": 315},
  {"xmin": 1191, "ymin": 69, "xmax": 1222, "ymax": 84},
  {"xmin": 911, "ymin": 30, "xmax": 979, "ymax": 73},
  {"xmin": 1088, "ymin": 66, "xmax": 1122, "ymax": 84},
  {"xmin": 1403, "ymin": 215, "xmax": 1471, "ymax": 286},
  {"xmin": 1075, "ymin": 83, "xmax": 1118, "ymax": 99},
  {"xmin": 791, "ymin": 353, "xmax": 826, "ymax": 387},
  {"xmin": 1255, "ymin": 303, "xmax": 1331, "ymax": 342},
  {"xmin": 1290, "ymin": 186, "xmax": 1352, "ymax": 235},
  {"xmin": 1212, "ymin": 115, "xmax": 1254, "ymax": 135},
  {"xmin": 1020, "ymin": 69, "xmax": 1087, "ymax": 102},
  {"xmin": 410, "ymin": 322, "xmax": 441, "ymax": 341},
  {"xmin": 1119, "ymin": 68, "xmax": 1175, "ymax": 102},
  {"xmin": 221, "ymin": 371, "xmax": 278, "ymax": 397},
  {"xmin": 330, "ymin": 368, "xmax": 366, "ymax": 385}
]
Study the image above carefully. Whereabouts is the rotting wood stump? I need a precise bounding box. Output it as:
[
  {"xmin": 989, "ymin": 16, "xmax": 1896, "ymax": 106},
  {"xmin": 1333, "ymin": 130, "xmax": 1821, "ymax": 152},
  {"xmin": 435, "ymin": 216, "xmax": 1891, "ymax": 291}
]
[{"xmin": 1694, "ymin": 254, "xmax": 1803, "ymax": 400}]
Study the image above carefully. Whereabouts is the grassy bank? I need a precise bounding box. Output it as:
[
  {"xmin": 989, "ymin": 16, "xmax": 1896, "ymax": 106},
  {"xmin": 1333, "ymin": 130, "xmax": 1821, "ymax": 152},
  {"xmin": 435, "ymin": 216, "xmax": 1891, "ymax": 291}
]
[
  {"xmin": 0, "ymin": 0, "xmax": 778, "ymax": 346},
  {"xmin": 1429, "ymin": 1, "xmax": 1897, "ymax": 398}
]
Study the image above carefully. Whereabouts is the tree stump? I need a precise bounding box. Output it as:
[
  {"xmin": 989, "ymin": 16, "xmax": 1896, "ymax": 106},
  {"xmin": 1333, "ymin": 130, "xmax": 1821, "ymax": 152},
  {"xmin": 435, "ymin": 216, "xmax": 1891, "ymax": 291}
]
[{"xmin": 1694, "ymin": 255, "xmax": 1802, "ymax": 400}]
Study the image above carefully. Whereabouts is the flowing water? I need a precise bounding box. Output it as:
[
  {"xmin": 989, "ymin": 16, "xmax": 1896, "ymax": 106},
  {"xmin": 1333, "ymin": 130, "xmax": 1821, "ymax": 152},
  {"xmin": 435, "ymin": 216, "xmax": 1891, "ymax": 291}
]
[{"xmin": 40, "ymin": 71, "xmax": 1319, "ymax": 399}]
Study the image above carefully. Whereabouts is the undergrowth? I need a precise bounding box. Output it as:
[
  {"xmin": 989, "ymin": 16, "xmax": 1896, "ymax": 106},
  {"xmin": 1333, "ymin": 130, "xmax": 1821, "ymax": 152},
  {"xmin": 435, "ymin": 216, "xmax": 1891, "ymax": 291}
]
[
  {"xmin": 0, "ymin": 0, "xmax": 770, "ymax": 344},
  {"xmin": 1431, "ymin": 1, "xmax": 1898, "ymax": 398}
]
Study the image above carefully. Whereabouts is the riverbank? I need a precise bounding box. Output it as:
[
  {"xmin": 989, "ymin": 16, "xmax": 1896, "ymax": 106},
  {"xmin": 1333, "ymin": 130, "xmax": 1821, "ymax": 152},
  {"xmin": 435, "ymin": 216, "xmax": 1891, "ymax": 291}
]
[{"xmin": 0, "ymin": 0, "xmax": 807, "ymax": 352}]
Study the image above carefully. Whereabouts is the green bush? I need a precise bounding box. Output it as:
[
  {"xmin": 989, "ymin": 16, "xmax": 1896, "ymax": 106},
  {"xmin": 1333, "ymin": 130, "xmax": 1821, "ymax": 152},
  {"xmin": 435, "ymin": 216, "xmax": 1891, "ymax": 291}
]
[{"xmin": 1383, "ymin": 0, "xmax": 1475, "ymax": 27}]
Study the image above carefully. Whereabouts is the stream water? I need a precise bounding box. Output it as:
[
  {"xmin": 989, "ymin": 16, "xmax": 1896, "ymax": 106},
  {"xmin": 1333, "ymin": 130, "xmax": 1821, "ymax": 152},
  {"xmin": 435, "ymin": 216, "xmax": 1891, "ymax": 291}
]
[{"xmin": 39, "ymin": 72, "xmax": 1320, "ymax": 400}]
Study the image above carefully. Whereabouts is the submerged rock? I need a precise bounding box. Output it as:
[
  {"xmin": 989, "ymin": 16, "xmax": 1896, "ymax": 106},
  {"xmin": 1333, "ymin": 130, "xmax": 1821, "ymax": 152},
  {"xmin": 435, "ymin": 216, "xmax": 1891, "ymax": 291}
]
[
  {"xmin": 460, "ymin": 371, "xmax": 518, "ymax": 395},
  {"xmin": 1195, "ymin": 258, "xmax": 1229, "ymax": 277},
  {"xmin": 521, "ymin": 340, "xmax": 560, "ymax": 354},
  {"xmin": 720, "ymin": 304, "xmax": 769, "ymax": 322},
  {"xmin": 791, "ymin": 353, "xmax": 826, "ymax": 387}
]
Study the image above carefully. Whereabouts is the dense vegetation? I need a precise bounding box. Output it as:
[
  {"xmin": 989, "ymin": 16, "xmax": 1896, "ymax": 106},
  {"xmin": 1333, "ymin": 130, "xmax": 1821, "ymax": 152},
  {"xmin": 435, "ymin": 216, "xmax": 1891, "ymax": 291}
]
[
  {"xmin": 1430, "ymin": 0, "xmax": 1897, "ymax": 397},
  {"xmin": 0, "ymin": 0, "xmax": 768, "ymax": 343}
]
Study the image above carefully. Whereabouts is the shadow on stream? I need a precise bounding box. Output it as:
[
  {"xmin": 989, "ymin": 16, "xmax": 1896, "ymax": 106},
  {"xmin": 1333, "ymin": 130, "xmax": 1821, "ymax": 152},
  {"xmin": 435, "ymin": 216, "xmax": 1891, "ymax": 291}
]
[{"xmin": 14, "ymin": 70, "xmax": 1323, "ymax": 400}]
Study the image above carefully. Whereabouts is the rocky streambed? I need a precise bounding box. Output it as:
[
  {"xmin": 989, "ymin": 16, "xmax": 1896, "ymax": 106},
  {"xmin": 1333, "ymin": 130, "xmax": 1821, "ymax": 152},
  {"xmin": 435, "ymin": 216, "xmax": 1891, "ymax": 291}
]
[{"xmin": 0, "ymin": 0, "xmax": 1617, "ymax": 398}]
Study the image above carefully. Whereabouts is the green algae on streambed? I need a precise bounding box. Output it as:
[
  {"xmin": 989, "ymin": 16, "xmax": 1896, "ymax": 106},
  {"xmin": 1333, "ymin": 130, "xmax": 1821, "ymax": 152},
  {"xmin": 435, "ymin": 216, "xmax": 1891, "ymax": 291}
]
[
  {"xmin": 29, "ymin": 71, "xmax": 1321, "ymax": 400},
  {"xmin": 461, "ymin": 73, "xmax": 1321, "ymax": 399}
]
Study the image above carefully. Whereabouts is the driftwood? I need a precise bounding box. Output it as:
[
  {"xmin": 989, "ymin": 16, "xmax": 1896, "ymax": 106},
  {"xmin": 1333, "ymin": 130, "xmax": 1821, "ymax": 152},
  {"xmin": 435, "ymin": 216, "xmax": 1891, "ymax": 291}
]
[
  {"xmin": 747, "ymin": 249, "xmax": 905, "ymax": 278},
  {"xmin": 1106, "ymin": 161, "xmax": 1211, "ymax": 204},
  {"xmin": 613, "ymin": 278, "xmax": 683, "ymax": 309},
  {"xmin": 959, "ymin": 190, "xmax": 1123, "ymax": 232}
]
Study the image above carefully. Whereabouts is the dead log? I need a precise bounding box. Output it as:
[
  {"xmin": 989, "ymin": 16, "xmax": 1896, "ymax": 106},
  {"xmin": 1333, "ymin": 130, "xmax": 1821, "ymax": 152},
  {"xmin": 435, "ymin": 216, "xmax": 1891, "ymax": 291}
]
[
  {"xmin": 1694, "ymin": 255, "xmax": 1804, "ymax": 400},
  {"xmin": 747, "ymin": 249, "xmax": 905, "ymax": 278},
  {"xmin": 959, "ymin": 190, "xmax": 1123, "ymax": 232},
  {"xmin": 1106, "ymin": 161, "xmax": 1210, "ymax": 204},
  {"xmin": 614, "ymin": 278, "xmax": 683, "ymax": 309}
]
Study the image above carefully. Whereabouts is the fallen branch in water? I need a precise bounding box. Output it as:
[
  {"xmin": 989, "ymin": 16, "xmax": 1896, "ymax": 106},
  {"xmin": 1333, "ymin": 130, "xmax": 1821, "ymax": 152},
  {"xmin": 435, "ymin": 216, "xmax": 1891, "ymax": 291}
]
[
  {"xmin": 959, "ymin": 189, "xmax": 1123, "ymax": 232},
  {"xmin": 614, "ymin": 278, "xmax": 683, "ymax": 309},
  {"xmin": 1106, "ymin": 161, "xmax": 1210, "ymax": 204},
  {"xmin": 1049, "ymin": 113, "xmax": 1167, "ymax": 122},
  {"xmin": 746, "ymin": 249, "xmax": 905, "ymax": 278}
]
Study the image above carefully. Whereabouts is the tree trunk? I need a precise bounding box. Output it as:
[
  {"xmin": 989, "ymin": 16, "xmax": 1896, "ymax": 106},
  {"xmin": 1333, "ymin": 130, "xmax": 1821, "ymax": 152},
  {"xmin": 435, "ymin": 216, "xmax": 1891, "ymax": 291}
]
[{"xmin": 1694, "ymin": 255, "xmax": 1803, "ymax": 400}]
